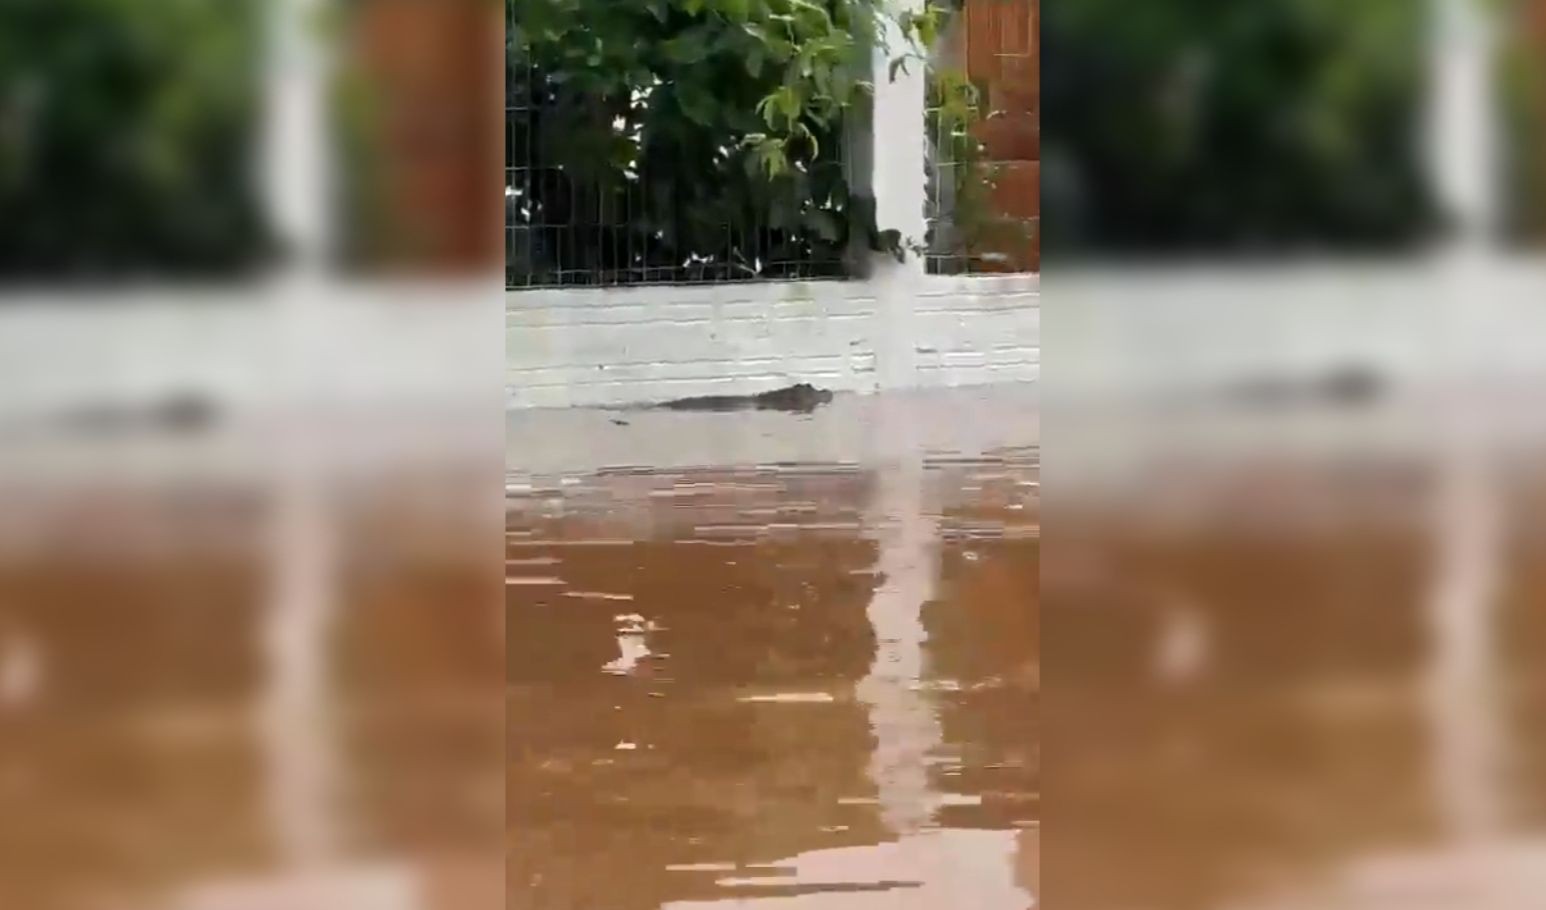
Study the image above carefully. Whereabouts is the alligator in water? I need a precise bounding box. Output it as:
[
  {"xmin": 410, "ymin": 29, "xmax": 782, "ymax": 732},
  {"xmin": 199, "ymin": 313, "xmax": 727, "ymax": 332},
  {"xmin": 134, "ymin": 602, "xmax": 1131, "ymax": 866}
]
[{"xmin": 642, "ymin": 383, "xmax": 835, "ymax": 414}]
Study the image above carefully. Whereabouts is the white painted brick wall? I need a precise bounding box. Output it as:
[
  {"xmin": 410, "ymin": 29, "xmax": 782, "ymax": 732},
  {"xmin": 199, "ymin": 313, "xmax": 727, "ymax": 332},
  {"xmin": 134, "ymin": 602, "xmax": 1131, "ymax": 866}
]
[{"xmin": 506, "ymin": 271, "xmax": 1039, "ymax": 409}]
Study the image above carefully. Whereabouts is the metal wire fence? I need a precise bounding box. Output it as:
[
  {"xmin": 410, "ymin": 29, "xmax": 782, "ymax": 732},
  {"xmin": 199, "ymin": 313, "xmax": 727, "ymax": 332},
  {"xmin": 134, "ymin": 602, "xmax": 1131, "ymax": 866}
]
[
  {"xmin": 926, "ymin": 0, "xmax": 1039, "ymax": 275},
  {"xmin": 506, "ymin": 61, "xmax": 851, "ymax": 289},
  {"xmin": 507, "ymin": 0, "xmax": 1038, "ymax": 289}
]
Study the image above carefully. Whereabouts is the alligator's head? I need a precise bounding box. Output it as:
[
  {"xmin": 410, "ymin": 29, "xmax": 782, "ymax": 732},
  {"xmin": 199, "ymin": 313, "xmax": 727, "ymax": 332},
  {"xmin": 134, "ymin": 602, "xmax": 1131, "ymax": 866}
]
[
  {"xmin": 757, "ymin": 383, "xmax": 835, "ymax": 413},
  {"xmin": 799, "ymin": 384, "xmax": 836, "ymax": 407},
  {"xmin": 785, "ymin": 383, "xmax": 834, "ymax": 412}
]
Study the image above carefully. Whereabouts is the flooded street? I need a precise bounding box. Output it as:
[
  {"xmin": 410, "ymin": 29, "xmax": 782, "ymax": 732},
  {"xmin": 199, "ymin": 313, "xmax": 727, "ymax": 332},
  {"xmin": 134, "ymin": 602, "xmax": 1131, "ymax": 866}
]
[
  {"xmin": 14, "ymin": 386, "xmax": 1546, "ymax": 908},
  {"xmin": 506, "ymin": 389, "xmax": 1039, "ymax": 909},
  {"xmin": 0, "ymin": 417, "xmax": 506, "ymax": 910},
  {"xmin": 1044, "ymin": 392, "xmax": 1546, "ymax": 910}
]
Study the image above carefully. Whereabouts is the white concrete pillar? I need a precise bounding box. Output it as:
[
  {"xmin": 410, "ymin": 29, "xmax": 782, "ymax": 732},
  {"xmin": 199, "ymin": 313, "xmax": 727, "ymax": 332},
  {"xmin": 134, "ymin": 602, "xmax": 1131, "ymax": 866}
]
[
  {"xmin": 1426, "ymin": 0, "xmax": 1507, "ymax": 384},
  {"xmin": 866, "ymin": 0, "xmax": 931, "ymax": 389},
  {"xmin": 869, "ymin": 2, "xmax": 930, "ymax": 255},
  {"xmin": 265, "ymin": 0, "xmax": 334, "ymax": 274},
  {"xmin": 1428, "ymin": 0, "xmax": 1499, "ymax": 245}
]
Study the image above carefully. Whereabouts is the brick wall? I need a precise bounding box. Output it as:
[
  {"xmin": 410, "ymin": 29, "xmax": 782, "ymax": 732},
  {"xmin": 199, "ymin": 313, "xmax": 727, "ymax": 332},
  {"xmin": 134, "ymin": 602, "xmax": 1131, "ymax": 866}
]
[
  {"xmin": 964, "ymin": 0, "xmax": 1039, "ymax": 272},
  {"xmin": 353, "ymin": 0, "xmax": 503, "ymax": 273}
]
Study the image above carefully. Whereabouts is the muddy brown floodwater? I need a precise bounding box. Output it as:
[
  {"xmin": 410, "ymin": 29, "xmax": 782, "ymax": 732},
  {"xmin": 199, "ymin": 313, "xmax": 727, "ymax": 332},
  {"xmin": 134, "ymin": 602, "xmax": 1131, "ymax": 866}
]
[
  {"xmin": 506, "ymin": 389, "xmax": 1039, "ymax": 909},
  {"xmin": 30, "ymin": 385, "xmax": 1546, "ymax": 910},
  {"xmin": 506, "ymin": 465, "xmax": 1038, "ymax": 908},
  {"xmin": 0, "ymin": 419, "xmax": 506, "ymax": 910},
  {"xmin": 1044, "ymin": 394, "xmax": 1546, "ymax": 910}
]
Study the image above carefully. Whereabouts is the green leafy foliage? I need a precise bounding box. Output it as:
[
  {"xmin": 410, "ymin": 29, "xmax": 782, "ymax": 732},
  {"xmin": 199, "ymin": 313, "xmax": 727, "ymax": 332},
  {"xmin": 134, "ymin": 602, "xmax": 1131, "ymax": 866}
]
[
  {"xmin": 1042, "ymin": 0, "xmax": 1436, "ymax": 255},
  {"xmin": 0, "ymin": 0, "xmax": 269, "ymax": 280},
  {"xmin": 509, "ymin": 0, "xmax": 943, "ymax": 283}
]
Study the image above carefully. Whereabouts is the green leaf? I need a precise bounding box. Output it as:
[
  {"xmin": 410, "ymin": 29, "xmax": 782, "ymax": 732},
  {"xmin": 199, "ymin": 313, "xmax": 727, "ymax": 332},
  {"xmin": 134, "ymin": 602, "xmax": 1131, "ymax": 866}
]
[
  {"xmin": 664, "ymin": 31, "xmax": 712, "ymax": 64},
  {"xmin": 774, "ymin": 85, "xmax": 801, "ymax": 121},
  {"xmin": 677, "ymin": 82, "xmax": 719, "ymax": 126}
]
